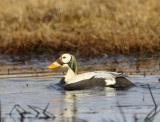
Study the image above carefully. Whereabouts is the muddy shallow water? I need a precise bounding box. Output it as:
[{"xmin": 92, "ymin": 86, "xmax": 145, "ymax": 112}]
[{"xmin": 0, "ymin": 74, "xmax": 160, "ymax": 122}]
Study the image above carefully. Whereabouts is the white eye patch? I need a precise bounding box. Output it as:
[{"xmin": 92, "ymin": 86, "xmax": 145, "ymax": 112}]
[{"xmin": 61, "ymin": 53, "xmax": 71, "ymax": 64}]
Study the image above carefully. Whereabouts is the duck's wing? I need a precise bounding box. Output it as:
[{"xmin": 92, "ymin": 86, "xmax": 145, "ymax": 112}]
[
  {"xmin": 94, "ymin": 71, "xmax": 116, "ymax": 86},
  {"xmin": 63, "ymin": 71, "xmax": 117, "ymax": 90},
  {"xmin": 108, "ymin": 72, "xmax": 135, "ymax": 88},
  {"xmin": 62, "ymin": 71, "xmax": 134, "ymax": 90},
  {"xmin": 94, "ymin": 71, "xmax": 135, "ymax": 88}
]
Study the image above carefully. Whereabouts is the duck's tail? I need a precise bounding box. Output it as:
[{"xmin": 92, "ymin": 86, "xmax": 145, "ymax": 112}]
[{"xmin": 114, "ymin": 77, "xmax": 135, "ymax": 88}]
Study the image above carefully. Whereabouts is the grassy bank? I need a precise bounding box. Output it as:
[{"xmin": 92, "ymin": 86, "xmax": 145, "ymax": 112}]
[{"xmin": 0, "ymin": 0, "xmax": 159, "ymax": 57}]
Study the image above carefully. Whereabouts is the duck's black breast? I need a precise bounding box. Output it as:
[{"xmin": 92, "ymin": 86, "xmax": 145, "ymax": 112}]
[{"xmin": 63, "ymin": 77, "xmax": 106, "ymax": 91}]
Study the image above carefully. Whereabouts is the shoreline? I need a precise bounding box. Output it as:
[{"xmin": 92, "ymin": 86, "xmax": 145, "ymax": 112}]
[{"xmin": 0, "ymin": 54, "xmax": 159, "ymax": 76}]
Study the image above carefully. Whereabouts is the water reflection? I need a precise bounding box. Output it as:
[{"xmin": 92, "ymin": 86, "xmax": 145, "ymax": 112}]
[
  {"xmin": 62, "ymin": 91, "xmax": 77, "ymax": 122},
  {"xmin": 61, "ymin": 87, "xmax": 118, "ymax": 122}
]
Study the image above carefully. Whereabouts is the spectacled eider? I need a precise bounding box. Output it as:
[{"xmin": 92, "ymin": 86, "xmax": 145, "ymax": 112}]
[{"xmin": 48, "ymin": 53, "xmax": 135, "ymax": 90}]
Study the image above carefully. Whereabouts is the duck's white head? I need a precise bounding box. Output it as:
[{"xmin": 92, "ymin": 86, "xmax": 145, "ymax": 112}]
[{"xmin": 48, "ymin": 53, "xmax": 78, "ymax": 74}]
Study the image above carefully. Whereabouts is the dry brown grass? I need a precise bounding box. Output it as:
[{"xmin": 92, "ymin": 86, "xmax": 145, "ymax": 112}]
[{"xmin": 0, "ymin": 0, "xmax": 159, "ymax": 57}]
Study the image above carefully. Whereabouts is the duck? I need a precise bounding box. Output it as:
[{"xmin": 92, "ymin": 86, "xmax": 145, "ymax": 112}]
[{"xmin": 48, "ymin": 53, "xmax": 135, "ymax": 90}]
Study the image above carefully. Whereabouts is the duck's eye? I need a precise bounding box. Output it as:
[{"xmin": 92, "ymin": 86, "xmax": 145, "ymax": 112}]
[{"xmin": 63, "ymin": 56, "xmax": 66, "ymax": 59}]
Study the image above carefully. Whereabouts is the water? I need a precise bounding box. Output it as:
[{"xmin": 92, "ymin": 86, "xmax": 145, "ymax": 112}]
[
  {"xmin": 0, "ymin": 75, "xmax": 160, "ymax": 122},
  {"xmin": 0, "ymin": 55, "xmax": 159, "ymax": 121}
]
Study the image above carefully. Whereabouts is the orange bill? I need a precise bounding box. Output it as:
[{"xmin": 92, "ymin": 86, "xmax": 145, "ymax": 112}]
[{"xmin": 48, "ymin": 63, "xmax": 60, "ymax": 69}]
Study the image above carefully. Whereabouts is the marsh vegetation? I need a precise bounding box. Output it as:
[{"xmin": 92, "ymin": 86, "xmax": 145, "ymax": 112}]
[{"xmin": 0, "ymin": 0, "xmax": 159, "ymax": 56}]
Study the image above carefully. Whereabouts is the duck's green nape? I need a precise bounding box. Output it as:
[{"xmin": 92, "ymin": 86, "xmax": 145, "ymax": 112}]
[{"xmin": 68, "ymin": 55, "xmax": 78, "ymax": 74}]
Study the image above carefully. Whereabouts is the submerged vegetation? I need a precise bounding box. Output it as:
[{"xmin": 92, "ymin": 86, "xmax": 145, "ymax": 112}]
[{"xmin": 0, "ymin": 0, "xmax": 159, "ymax": 57}]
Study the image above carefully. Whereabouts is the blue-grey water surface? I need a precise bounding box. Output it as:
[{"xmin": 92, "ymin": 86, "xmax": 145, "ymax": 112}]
[{"xmin": 0, "ymin": 74, "xmax": 160, "ymax": 122}]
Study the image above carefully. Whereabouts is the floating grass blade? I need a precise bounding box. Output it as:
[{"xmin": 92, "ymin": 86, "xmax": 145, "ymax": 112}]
[
  {"xmin": 144, "ymin": 84, "xmax": 159, "ymax": 122},
  {"xmin": 117, "ymin": 102, "xmax": 127, "ymax": 122},
  {"xmin": 147, "ymin": 84, "xmax": 157, "ymax": 109}
]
